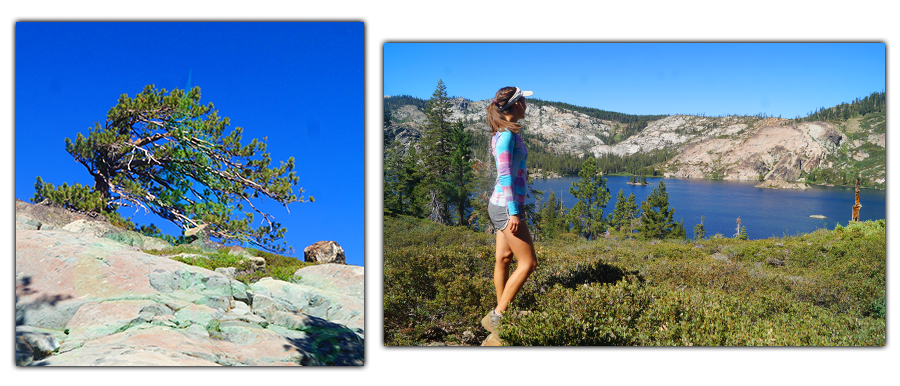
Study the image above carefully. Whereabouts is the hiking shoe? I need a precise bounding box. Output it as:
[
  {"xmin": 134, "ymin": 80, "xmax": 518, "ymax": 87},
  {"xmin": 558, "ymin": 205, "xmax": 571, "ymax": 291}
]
[{"xmin": 481, "ymin": 309, "xmax": 502, "ymax": 335}]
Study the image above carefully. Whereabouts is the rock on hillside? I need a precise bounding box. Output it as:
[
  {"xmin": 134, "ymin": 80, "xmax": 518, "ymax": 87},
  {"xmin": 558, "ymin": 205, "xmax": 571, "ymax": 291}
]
[{"xmin": 15, "ymin": 200, "xmax": 364, "ymax": 366}]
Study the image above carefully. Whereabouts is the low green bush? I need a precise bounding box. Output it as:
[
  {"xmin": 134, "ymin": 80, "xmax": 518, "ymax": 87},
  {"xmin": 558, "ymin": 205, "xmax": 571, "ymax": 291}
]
[
  {"xmin": 383, "ymin": 215, "xmax": 885, "ymax": 346},
  {"xmin": 149, "ymin": 246, "xmax": 312, "ymax": 283}
]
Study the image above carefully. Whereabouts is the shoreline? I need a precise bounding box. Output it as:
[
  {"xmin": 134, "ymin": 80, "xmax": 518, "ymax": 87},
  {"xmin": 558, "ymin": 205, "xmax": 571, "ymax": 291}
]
[{"xmin": 531, "ymin": 174, "xmax": 885, "ymax": 191}]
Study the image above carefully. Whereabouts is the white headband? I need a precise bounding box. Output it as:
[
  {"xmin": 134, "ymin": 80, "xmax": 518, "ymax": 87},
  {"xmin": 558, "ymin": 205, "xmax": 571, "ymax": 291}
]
[{"xmin": 498, "ymin": 87, "xmax": 534, "ymax": 111}]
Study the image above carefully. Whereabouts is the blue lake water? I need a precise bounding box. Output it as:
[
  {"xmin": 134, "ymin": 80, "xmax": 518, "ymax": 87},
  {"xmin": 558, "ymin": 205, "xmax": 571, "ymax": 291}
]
[{"xmin": 529, "ymin": 176, "xmax": 887, "ymax": 240}]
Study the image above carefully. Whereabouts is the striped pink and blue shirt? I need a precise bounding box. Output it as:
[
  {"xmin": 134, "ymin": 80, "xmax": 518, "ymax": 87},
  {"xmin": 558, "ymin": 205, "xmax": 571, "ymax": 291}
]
[{"xmin": 490, "ymin": 130, "xmax": 528, "ymax": 216}]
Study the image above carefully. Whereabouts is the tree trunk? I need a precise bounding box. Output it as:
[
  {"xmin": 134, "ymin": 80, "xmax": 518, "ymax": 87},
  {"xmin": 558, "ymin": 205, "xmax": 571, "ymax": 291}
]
[
  {"xmin": 456, "ymin": 201, "xmax": 467, "ymax": 227},
  {"xmin": 428, "ymin": 190, "xmax": 450, "ymax": 225},
  {"xmin": 94, "ymin": 173, "xmax": 111, "ymax": 200}
]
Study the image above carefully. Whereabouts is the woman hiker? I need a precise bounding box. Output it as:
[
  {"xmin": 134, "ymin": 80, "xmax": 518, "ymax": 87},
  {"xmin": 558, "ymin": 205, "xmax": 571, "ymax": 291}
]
[{"xmin": 481, "ymin": 86, "xmax": 538, "ymax": 336}]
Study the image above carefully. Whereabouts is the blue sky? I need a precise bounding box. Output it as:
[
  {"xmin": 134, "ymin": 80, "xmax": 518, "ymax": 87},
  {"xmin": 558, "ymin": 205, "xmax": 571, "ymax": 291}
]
[
  {"xmin": 384, "ymin": 43, "xmax": 885, "ymax": 118},
  {"xmin": 16, "ymin": 22, "xmax": 365, "ymax": 266}
]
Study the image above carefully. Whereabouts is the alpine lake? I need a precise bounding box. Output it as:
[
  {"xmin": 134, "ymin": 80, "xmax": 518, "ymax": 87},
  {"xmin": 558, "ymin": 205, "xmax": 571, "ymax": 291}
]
[{"xmin": 529, "ymin": 176, "xmax": 887, "ymax": 240}]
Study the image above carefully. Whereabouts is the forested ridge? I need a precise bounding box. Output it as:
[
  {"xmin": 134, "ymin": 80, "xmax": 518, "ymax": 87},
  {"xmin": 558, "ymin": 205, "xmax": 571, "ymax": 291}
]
[
  {"xmin": 385, "ymin": 88, "xmax": 886, "ymax": 186},
  {"xmin": 796, "ymin": 90, "xmax": 885, "ymax": 123}
]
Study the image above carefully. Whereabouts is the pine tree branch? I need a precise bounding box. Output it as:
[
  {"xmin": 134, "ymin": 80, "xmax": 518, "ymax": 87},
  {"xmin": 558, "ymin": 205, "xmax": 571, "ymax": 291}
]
[{"xmin": 130, "ymin": 132, "xmax": 171, "ymax": 148}]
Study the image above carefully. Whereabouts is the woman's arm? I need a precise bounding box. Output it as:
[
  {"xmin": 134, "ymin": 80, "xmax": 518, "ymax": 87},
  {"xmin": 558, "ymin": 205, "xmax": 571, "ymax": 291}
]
[{"xmin": 494, "ymin": 131, "xmax": 519, "ymax": 216}]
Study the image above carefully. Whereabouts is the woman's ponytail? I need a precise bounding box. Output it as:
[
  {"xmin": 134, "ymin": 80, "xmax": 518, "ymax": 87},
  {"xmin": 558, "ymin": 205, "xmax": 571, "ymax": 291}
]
[{"xmin": 486, "ymin": 87, "xmax": 522, "ymax": 134}]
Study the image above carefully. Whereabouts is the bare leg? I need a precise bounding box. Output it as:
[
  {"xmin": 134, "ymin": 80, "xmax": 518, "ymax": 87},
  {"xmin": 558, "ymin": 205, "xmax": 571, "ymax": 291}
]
[
  {"xmin": 494, "ymin": 230, "xmax": 513, "ymax": 305},
  {"xmin": 495, "ymin": 222, "xmax": 537, "ymax": 313}
]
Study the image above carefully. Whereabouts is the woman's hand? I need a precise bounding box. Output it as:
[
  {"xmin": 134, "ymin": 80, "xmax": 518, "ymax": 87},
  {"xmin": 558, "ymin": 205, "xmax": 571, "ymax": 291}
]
[{"xmin": 507, "ymin": 214, "xmax": 520, "ymax": 235}]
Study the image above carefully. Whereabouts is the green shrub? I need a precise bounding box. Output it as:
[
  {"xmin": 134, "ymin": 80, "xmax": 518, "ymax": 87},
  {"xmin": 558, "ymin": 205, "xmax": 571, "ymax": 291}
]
[
  {"xmin": 383, "ymin": 216, "xmax": 885, "ymax": 346},
  {"xmin": 151, "ymin": 246, "xmax": 311, "ymax": 284}
]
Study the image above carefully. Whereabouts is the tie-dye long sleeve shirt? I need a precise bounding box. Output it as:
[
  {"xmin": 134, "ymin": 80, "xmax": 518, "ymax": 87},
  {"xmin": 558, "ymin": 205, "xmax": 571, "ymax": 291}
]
[{"xmin": 489, "ymin": 130, "xmax": 528, "ymax": 216}]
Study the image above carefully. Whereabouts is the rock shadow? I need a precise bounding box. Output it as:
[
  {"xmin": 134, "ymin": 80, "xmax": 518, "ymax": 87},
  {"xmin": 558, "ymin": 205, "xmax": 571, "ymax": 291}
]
[
  {"xmin": 280, "ymin": 314, "xmax": 364, "ymax": 366},
  {"xmin": 15, "ymin": 276, "xmax": 74, "ymax": 326}
]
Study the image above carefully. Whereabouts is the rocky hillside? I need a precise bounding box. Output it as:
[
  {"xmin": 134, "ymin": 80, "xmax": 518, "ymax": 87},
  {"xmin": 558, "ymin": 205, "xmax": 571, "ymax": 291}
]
[
  {"xmin": 384, "ymin": 96, "xmax": 885, "ymax": 189},
  {"xmin": 595, "ymin": 114, "xmax": 885, "ymax": 188},
  {"xmin": 15, "ymin": 200, "xmax": 364, "ymax": 366},
  {"xmin": 386, "ymin": 97, "xmax": 615, "ymax": 155}
]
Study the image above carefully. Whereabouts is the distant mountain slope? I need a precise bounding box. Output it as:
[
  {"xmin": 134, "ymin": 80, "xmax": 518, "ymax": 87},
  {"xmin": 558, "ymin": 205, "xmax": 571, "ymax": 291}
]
[
  {"xmin": 591, "ymin": 114, "xmax": 884, "ymax": 188},
  {"xmin": 385, "ymin": 96, "xmax": 626, "ymax": 154},
  {"xmin": 384, "ymin": 94, "xmax": 885, "ymax": 189}
]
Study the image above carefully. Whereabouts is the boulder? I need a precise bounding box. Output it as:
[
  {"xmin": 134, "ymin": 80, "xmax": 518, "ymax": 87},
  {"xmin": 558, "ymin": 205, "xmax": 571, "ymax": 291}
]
[
  {"xmin": 246, "ymin": 256, "xmax": 267, "ymax": 271},
  {"xmin": 304, "ymin": 241, "xmax": 346, "ymax": 264},
  {"xmin": 15, "ymin": 325, "xmax": 64, "ymax": 365},
  {"xmin": 185, "ymin": 224, "xmax": 225, "ymax": 251}
]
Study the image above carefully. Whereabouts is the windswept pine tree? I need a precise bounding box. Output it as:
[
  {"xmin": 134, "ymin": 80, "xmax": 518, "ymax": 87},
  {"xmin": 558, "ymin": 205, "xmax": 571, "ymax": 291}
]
[{"xmin": 34, "ymin": 85, "xmax": 309, "ymax": 253}]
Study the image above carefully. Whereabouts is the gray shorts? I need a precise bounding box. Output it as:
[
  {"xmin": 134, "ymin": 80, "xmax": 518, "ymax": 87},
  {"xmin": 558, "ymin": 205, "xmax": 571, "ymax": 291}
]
[{"xmin": 488, "ymin": 203, "xmax": 521, "ymax": 231}]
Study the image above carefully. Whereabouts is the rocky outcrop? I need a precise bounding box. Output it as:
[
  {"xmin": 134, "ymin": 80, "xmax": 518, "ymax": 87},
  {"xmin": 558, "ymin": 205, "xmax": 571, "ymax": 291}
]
[
  {"xmin": 659, "ymin": 121, "xmax": 845, "ymax": 183},
  {"xmin": 304, "ymin": 240, "xmax": 346, "ymax": 264},
  {"xmin": 15, "ymin": 200, "xmax": 364, "ymax": 366},
  {"xmin": 586, "ymin": 116, "xmax": 853, "ymax": 185},
  {"xmin": 592, "ymin": 115, "xmax": 726, "ymax": 157},
  {"xmin": 16, "ymin": 199, "xmax": 171, "ymax": 250},
  {"xmin": 755, "ymin": 180, "xmax": 810, "ymax": 190}
]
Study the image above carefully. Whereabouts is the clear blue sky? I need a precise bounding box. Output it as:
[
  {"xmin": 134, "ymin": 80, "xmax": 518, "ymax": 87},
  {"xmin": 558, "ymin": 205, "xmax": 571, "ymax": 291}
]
[
  {"xmin": 16, "ymin": 22, "xmax": 365, "ymax": 266},
  {"xmin": 384, "ymin": 43, "xmax": 885, "ymax": 118}
]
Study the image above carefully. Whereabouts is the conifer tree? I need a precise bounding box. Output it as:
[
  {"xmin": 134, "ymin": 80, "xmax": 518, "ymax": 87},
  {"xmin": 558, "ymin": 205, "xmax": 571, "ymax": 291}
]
[
  {"xmin": 384, "ymin": 141, "xmax": 426, "ymax": 218},
  {"xmin": 693, "ymin": 215, "xmax": 706, "ymax": 240},
  {"xmin": 420, "ymin": 79, "xmax": 454, "ymax": 225},
  {"xmin": 446, "ymin": 119, "xmax": 474, "ymax": 226},
  {"xmin": 384, "ymin": 140, "xmax": 414, "ymax": 216},
  {"xmin": 568, "ymin": 157, "xmax": 610, "ymax": 240},
  {"xmin": 671, "ymin": 219, "xmax": 687, "ymax": 240},
  {"xmin": 401, "ymin": 146, "xmax": 427, "ymax": 217},
  {"xmin": 383, "ymin": 108, "xmax": 393, "ymax": 147},
  {"xmin": 735, "ymin": 217, "xmax": 749, "ymax": 240},
  {"xmin": 607, "ymin": 189, "xmax": 638, "ymax": 233},
  {"xmin": 44, "ymin": 85, "xmax": 308, "ymax": 252},
  {"xmin": 638, "ymin": 181, "xmax": 677, "ymax": 239},
  {"xmin": 535, "ymin": 190, "xmax": 567, "ymax": 240}
]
